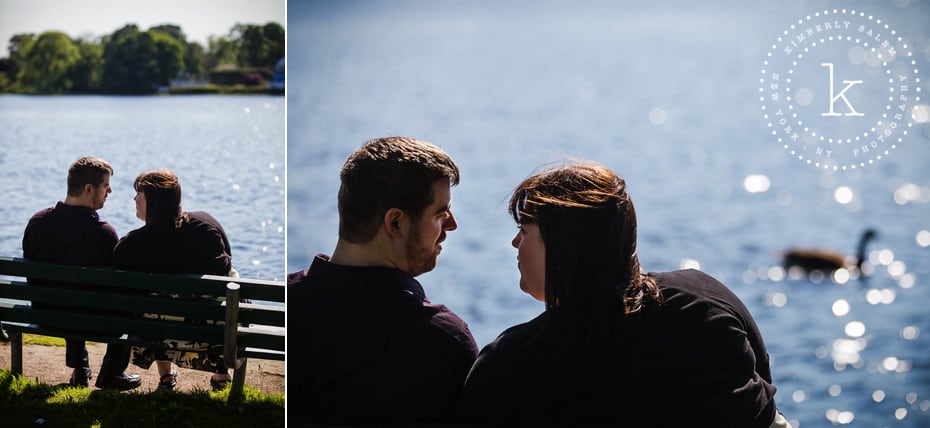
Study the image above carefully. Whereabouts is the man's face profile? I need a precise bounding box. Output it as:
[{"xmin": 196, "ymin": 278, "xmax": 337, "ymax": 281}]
[
  {"xmin": 90, "ymin": 173, "xmax": 112, "ymax": 210},
  {"xmin": 404, "ymin": 179, "xmax": 457, "ymax": 277}
]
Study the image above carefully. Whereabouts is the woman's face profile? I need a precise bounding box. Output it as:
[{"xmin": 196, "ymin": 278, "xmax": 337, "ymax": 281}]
[
  {"xmin": 512, "ymin": 223, "xmax": 545, "ymax": 302},
  {"xmin": 133, "ymin": 191, "xmax": 147, "ymax": 222}
]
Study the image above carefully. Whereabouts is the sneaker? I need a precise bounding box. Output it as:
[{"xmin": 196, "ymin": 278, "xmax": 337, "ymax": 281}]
[
  {"xmin": 94, "ymin": 372, "xmax": 142, "ymax": 391},
  {"xmin": 210, "ymin": 373, "xmax": 232, "ymax": 391},
  {"xmin": 69, "ymin": 367, "xmax": 93, "ymax": 387},
  {"xmin": 158, "ymin": 370, "xmax": 179, "ymax": 390}
]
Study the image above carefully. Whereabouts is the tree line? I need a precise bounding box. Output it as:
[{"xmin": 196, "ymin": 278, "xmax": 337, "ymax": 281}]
[{"xmin": 0, "ymin": 22, "xmax": 284, "ymax": 95}]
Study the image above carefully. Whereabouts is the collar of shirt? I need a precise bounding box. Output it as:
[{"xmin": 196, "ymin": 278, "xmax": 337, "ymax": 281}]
[
  {"xmin": 305, "ymin": 254, "xmax": 430, "ymax": 303},
  {"xmin": 55, "ymin": 201, "xmax": 100, "ymax": 221}
]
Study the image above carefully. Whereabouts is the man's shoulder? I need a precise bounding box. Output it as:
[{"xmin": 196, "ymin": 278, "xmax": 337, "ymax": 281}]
[
  {"xmin": 28, "ymin": 206, "xmax": 55, "ymax": 220},
  {"xmin": 422, "ymin": 302, "xmax": 478, "ymax": 353},
  {"xmin": 25, "ymin": 205, "xmax": 61, "ymax": 228},
  {"xmin": 89, "ymin": 217, "xmax": 118, "ymax": 241},
  {"xmin": 287, "ymin": 266, "xmax": 310, "ymax": 286},
  {"xmin": 288, "ymin": 259, "xmax": 478, "ymax": 355},
  {"xmin": 26, "ymin": 204, "xmax": 117, "ymax": 237}
]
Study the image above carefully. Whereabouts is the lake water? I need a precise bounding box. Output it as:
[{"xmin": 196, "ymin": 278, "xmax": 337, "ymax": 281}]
[
  {"xmin": 286, "ymin": 1, "xmax": 930, "ymax": 426},
  {"xmin": 0, "ymin": 95, "xmax": 285, "ymax": 282}
]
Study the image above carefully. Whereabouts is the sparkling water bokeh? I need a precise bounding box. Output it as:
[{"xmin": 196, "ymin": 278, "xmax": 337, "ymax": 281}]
[
  {"xmin": 0, "ymin": 95, "xmax": 285, "ymax": 281},
  {"xmin": 286, "ymin": 1, "xmax": 929, "ymax": 426}
]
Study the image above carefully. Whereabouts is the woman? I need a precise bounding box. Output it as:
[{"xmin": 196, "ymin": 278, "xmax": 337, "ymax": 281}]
[
  {"xmin": 111, "ymin": 169, "xmax": 234, "ymax": 390},
  {"xmin": 454, "ymin": 163, "xmax": 787, "ymax": 427}
]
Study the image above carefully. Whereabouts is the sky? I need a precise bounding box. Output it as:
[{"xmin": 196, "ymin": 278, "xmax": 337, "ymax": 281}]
[{"xmin": 0, "ymin": 0, "xmax": 285, "ymax": 49}]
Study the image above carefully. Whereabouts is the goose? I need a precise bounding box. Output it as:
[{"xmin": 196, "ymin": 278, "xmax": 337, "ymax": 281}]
[{"xmin": 782, "ymin": 229, "xmax": 878, "ymax": 273}]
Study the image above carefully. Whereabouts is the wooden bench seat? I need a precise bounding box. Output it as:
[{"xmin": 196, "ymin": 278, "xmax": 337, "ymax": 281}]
[{"xmin": 0, "ymin": 256, "xmax": 285, "ymax": 403}]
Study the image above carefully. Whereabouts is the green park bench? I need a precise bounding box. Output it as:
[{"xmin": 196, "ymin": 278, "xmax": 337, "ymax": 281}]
[{"xmin": 0, "ymin": 256, "xmax": 285, "ymax": 403}]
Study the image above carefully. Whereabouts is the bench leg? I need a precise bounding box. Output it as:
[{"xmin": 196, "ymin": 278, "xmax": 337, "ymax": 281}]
[
  {"xmin": 10, "ymin": 331, "xmax": 23, "ymax": 375},
  {"xmin": 228, "ymin": 358, "xmax": 247, "ymax": 405}
]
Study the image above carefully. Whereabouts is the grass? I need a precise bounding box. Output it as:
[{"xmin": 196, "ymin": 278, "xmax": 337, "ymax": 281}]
[
  {"xmin": 22, "ymin": 333, "xmax": 69, "ymax": 347},
  {"xmin": 0, "ymin": 370, "xmax": 285, "ymax": 427}
]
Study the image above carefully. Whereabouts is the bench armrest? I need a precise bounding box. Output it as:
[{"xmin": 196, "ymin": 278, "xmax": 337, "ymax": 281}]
[{"xmin": 223, "ymin": 282, "xmax": 244, "ymax": 370}]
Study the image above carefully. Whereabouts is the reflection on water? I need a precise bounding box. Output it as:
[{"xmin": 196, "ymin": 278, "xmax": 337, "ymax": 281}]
[
  {"xmin": 286, "ymin": 1, "xmax": 929, "ymax": 426},
  {"xmin": 0, "ymin": 95, "xmax": 285, "ymax": 281},
  {"xmin": 740, "ymin": 238, "xmax": 928, "ymax": 426}
]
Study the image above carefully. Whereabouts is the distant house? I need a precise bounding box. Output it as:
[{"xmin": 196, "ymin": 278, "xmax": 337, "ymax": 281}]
[
  {"xmin": 169, "ymin": 70, "xmax": 209, "ymax": 92},
  {"xmin": 269, "ymin": 57, "xmax": 285, "ymax": 93},
  {"xmin": 169, "ymin": 78, "xmax": 210, "ymax": 88}
]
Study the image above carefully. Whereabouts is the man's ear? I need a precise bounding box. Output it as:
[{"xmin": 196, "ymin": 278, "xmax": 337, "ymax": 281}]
[
  {"xmin": 382, "ymin": 208, "xmax": 406, "ymax": 240},
  {"xmin": 82, "ymin": 183, "xmax": 95, "ymax": 196}
]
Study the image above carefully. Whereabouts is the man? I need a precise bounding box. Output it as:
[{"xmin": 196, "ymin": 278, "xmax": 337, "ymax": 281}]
[
  {"xmin": 22, "ymin": 156, "xmax": 142, "ymax": 391},
  {"xmin": 288, "ymin": 137, "xmax": 479, "ymax": 424}
]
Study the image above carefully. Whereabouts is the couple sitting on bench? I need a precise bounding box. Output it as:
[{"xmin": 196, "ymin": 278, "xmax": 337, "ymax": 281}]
[{"xmin": 21, "ymin": 157, "xmax": 234, "ymax": 391}]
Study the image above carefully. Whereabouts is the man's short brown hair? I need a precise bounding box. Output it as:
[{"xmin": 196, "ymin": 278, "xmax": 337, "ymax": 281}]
[
  {"xmin": 338, "ymin": 137, "xmax": 460, "ymax": 243},
  {"xmin": 67, "ymin": 157, "xmax": 113, "ymax": 197}
]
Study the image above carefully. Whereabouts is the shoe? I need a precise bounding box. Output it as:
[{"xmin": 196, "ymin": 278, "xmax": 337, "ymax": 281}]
[
  {"xmin": 69, "ymin": 367, "xmax": 93, "ymax": 387},
  {"xmin": 158, "ymin": 370, "xmax": 179, "ymax": 390},
  {"xmin": 94, "ymin": 372, "xmax": 142, "ymax": 391},
  {"xmin": 210, "ymin": 374, "xmax": 231, "ymax": 391}
]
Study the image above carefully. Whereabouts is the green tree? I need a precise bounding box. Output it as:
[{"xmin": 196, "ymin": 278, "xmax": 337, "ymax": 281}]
[
  {"xmin": 149, "ymin": 24, "xmax": 185, "ymax": 43},
  {"xmin": 184, "ymin": 41, "xmax": 205, "ymax": 79},
  {"xmin": 236, "ymin": 24, "xmax": 266, "ymax": 68},
  {"xmin": 68, "ymin": 39, "xmax": 104, "ymax": 93},
  {"xmin": 261, "ymin": 22, "xmax": 285, "ymax": 67},
  {"xmin": 206, "ymin": 35, "xmax": 238, "ymax": 71},
  {"xmin": 147, "ymin": 30, "xmax": 185, "ymax": 86},
  {"xmin": 19, "ymin": 31, "xmax": 81, "ymax": 93},
  {"xmin": 0, "ymin": 64, "xmax": 9, "ymax": 91},
  {"xmin": 149, "ymin": 24, "xmax": 203, "ymax": 79},
  {"xmin": 233, "ymin": 22, "xmax": 284, "ymax": 69},
  {"xmin": 101, "ymin": 24, "xmax": 184, "ymax": 94},
  {"xmin": 3, "ymin": 34, "xmax": 36, "ymax": 90},
  {"xmin": 101, "ymin": 24, "xmax": 147, "ymax": 93}
]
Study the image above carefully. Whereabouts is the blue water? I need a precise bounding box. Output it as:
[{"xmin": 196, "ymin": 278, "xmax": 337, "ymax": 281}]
[
  {"xmin": 0, "ymin": 95, "xmax": 285, "ymax": 281},
  {"xmin": 286, "ymin": 1, "xmax": 930, "ymax": 426}
]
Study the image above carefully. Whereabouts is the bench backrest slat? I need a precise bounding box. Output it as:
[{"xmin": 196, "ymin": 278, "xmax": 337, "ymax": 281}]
[
  {"xmin": 0, "ymin": 256, "xmax": 285, "ymax": 303},
  {"xmin": 238, "ymin": 303, "xmax": 285, "ymax": 326},
  {"xmin": 2, "ymin": 306, "xmax": 226, "ymax": 345},
  {"xmin": 0, "ymin": 279, "xmax": 227, "ymax": 321},
  {"xmin": 238, "ymin": 326, "xmax": 285, "ymax": 351}
]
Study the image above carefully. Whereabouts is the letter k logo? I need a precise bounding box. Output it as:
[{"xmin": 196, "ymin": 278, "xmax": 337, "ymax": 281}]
[{"xmin": 821, "ymin": 63, "xmax": 864, "ymax": 117}]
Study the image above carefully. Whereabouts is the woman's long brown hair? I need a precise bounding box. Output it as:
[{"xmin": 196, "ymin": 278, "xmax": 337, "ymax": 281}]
[
  {"xmin": 134, "ymin": 169, "xmax": 188, "ymax": 231},
  {"xmin": 509, "ymin": 163, "xmax": 663, "ymax": 346}
]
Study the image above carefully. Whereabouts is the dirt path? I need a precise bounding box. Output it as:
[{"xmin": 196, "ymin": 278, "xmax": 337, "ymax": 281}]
[{"xmin": 0, "ymin": 339, "xmax": 284, "ymax": 395}]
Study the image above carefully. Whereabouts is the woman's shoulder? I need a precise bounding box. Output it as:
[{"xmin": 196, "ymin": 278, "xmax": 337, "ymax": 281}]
[
  {"xmin": 484, "ymin": 312, "xmax": 551, "ymax": 352},
  {"xmin": 185, "ymin": 211, "xmax": 221, "ymax": 226},
  {"xmin": 653, "ymin": 269, "xmax": 752, "ymax": 323},
  {"xmin": 182, "ymin": 211, "xmax": 229, "ymax": 235},
  {"xmin": 112, "ymin": 226, "xmax": 151, "ymax": 266},
  {"xmin": 653, "ymin": 269, "xmax": 732, "ymax": 296},
  {"xmin": 653, "ymin": 268, "xmax": 719, "ymax": 284},
  {"xmin": 116, "ymin": 225, "xmax": 148, "ymax": 245}
]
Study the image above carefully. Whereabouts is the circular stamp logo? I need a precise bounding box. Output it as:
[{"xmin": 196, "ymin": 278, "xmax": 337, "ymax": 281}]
[{"xmin": 760, "ymin": 9, "xmax": 923, "ymax": 170}]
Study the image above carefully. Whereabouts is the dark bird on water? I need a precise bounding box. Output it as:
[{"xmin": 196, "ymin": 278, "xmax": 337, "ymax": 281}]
[{"xmin": 782, "ymin": 229, "xmax": 878, "ymax": 273}]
